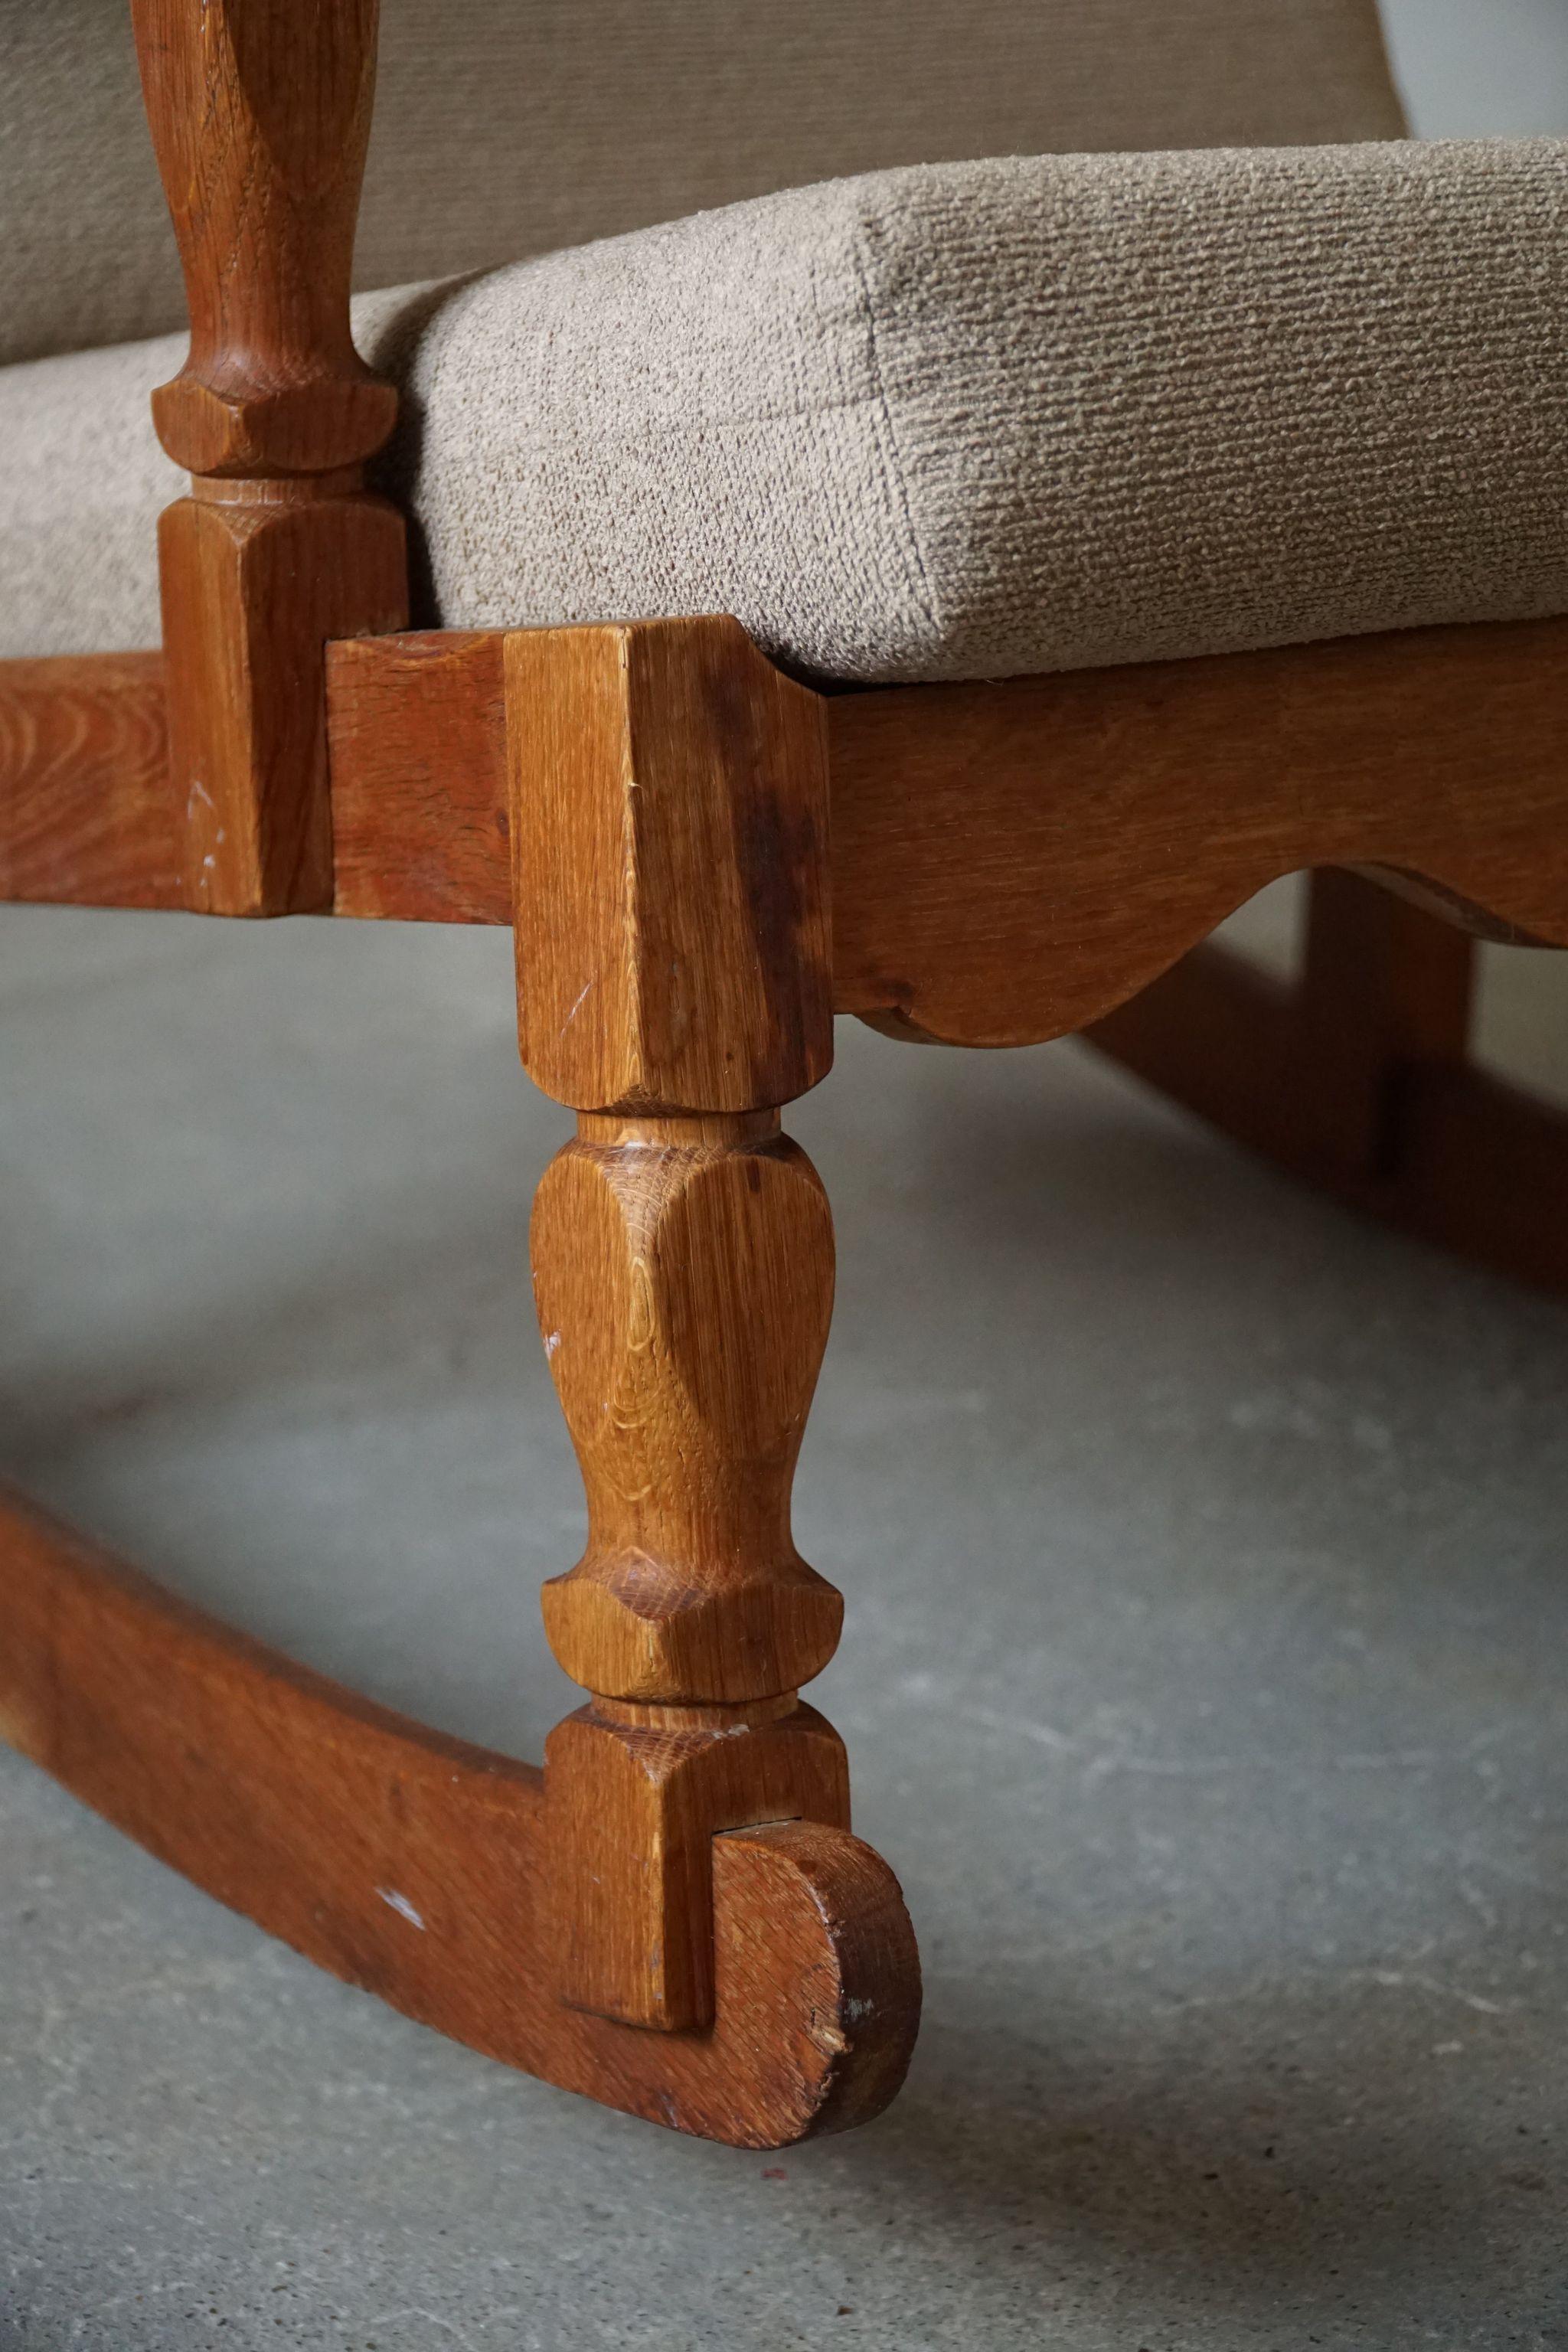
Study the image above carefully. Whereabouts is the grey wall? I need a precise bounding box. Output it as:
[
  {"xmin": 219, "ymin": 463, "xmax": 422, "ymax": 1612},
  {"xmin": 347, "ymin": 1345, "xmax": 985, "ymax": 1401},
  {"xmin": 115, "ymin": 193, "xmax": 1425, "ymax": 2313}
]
[{"xmin": 1379, "ymin": 0, "xmax": 1568, "ymax": 134}]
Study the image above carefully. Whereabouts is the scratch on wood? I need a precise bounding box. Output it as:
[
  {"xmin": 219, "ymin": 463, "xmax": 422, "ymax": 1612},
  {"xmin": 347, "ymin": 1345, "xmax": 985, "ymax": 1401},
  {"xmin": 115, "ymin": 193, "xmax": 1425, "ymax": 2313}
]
[
  {"xmin": 377, "ymin": 1886, "xmax": 426, "ymax": 1930},
  {"xmin": 560, "ymin": 980, "xmax": 593, "ymax": 1038}
]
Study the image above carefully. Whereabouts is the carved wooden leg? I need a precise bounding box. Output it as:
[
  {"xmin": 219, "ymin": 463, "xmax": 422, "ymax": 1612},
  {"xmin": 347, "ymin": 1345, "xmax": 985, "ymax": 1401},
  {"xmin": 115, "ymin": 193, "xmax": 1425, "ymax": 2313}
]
[
  {"xmin": 1089, "ymin": 869, "xmax": 1475, "ymax": 1187},
  {"xmin": 131, "ymin": 0, "xmax": 408, "ymax": 916},
  {"xmin": 532, "ymin": 1112, "xmax": 851, "ymax": 2030},
  {"xmin": 1293, "ymin": 869, "xmax": 1476, "ymax": 1186},
  {"xmin": 511, "ymin": 617, "xmax": 920, "ymax": 2102},
  {"xmin": 1085, "ymin": 870, "xmax": 1568, "ymax": 1294}
]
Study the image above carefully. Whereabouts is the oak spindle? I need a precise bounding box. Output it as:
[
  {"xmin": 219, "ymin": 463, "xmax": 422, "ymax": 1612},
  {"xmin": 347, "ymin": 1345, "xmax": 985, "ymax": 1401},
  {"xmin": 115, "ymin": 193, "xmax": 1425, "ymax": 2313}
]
[
  {"xmin": 130, "ymin": 0, "xmax": 408, "ymax": 916},
  {"xmin": 510, "ymin": 617, "xmax": 850, "ymax": 2030}
]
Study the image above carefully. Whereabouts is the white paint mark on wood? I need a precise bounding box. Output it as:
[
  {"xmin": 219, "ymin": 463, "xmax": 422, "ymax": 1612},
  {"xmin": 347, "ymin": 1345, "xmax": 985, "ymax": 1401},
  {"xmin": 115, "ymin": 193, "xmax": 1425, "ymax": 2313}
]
[{"xmin": 377, "ymin": 1887, "xmax": 426, "ymax": 1930}]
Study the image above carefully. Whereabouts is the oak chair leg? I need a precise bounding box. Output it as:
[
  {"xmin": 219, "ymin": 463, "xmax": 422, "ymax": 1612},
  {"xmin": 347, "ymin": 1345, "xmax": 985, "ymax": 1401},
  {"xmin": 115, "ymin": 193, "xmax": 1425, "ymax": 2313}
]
[
  {"xmin": 1293, "ymin": 868, "xmax": 1476, "ymax": 1187},
  {"xmin": 510, "ymin": 616, "xmax": 916, "ymax": 2050},
  {"xmin": 1089, "ymin": 868, "xmax": 1475, "ymax": 1189},
  {"xmin": 1083, "ymin": 867, "xmax": 1568, "ymax": 1296},
  {"xmin": 533, "ymin": 1115, "xmax": 851, "ymax": 2031}
]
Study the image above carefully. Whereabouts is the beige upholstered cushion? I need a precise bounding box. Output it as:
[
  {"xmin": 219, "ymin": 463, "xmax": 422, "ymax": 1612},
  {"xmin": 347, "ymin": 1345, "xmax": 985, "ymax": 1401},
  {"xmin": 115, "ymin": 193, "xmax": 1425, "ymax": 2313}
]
[
  {"xmin": 2, "ymin": 140, "xmax": 1564, "ymax": 683},
  {"xmin": 0, "ymin": 0, "xmax": 1406, "ymax": 367}
]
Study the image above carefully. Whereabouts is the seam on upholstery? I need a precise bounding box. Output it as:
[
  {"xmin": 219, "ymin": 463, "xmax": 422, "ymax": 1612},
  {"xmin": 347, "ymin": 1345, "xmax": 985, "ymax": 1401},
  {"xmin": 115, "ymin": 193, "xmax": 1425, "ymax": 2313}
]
[{"xmin": 848, "ymin": 211, "xmax": 942, "ymax": 642}]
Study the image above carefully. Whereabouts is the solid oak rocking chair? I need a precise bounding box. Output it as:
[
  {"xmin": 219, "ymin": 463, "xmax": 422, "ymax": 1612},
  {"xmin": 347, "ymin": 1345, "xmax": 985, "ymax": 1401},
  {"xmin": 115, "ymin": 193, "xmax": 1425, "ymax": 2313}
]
[{"xmin": 4, "ymin": 0, "xmax": 1568, "ymax": 2146}]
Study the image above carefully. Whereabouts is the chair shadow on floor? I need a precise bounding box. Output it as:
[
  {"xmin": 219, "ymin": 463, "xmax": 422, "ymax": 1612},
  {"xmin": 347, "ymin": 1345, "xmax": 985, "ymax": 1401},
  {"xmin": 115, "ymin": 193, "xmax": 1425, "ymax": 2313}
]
[{"xmin": 841, "ymin": 1998, "xmax": 1555, "ymax": 2335}]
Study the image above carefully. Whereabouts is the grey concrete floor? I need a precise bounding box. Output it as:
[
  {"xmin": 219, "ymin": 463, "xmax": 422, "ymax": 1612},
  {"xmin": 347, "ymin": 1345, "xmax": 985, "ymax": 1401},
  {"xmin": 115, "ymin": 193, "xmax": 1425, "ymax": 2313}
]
[{"xmin": 4, "ymin": 893, "xmax": 1568, "ymax": 2349}]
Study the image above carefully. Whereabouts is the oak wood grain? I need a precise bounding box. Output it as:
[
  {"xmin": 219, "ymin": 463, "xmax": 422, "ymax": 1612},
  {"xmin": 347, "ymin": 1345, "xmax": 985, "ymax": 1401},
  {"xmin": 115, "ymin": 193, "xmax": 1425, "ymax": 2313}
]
[
  {"xmin": 329, "ymin": 616, "xmax": 1568, "ymax": 1031},
  {"xmin": 514, "ymin": 624, "xmax": 843, "ymax": 1714},
  {"xmin": 12, "ymin": 601, "xmax": 1568, "ymax": 2109},
  {"xmin": 829, "ymin": 618, "xmax": 1568, "ymax": 1045},
  {"xmin": 132, "ymin": 0, "xmax": 409, "ymax": 916},
  {"xmin": 130, "ymin": 0, "xmax": 394, "ymax": 479},
  {"xmin": 511, "ymin": 619, "xmax": 870, "ymax": 2031},
  {"xmin": 330, "ymin": 631, "xmax": 507, "ymax": 920},
  {"xmin": 531, "ymin": 1117, "xmax": 843, "ymax": 1711},
  {"xmin": 509, "ymin": 618, "xmax": 833, "ymax": 1113},
  {"xmin": 18, "ymin": 619, "xmax": 1568, "ymax": 1008},
  {"xmin": 0, "ymin": 1487, "xmax": 918, "ymax": 2146},
  {"xmin": 0, "ymin": 655, "xmax": 178, "ymax": 910},
  {"xmin": 159, "ymin": 490, "xmax": 407, "ymax": 915},
  {"xmin": 547, "ymin": 1697, "xmax": 850, "ymax": 2032}
]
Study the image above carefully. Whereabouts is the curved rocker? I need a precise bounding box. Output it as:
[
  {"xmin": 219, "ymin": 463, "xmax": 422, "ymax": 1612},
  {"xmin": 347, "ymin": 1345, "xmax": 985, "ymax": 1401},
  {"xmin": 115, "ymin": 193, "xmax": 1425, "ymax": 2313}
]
[{"xmin": 0, "ymin": 1487, "xmax": 919, "ymax": 2148}]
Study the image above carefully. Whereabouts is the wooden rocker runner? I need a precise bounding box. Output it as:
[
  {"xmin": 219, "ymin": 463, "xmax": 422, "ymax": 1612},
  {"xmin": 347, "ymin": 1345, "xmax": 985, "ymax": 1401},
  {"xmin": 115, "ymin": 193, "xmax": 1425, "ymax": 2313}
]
[{"xmin": 3, "ymin": 0, "xmax": 1568, "ymax": 2145}]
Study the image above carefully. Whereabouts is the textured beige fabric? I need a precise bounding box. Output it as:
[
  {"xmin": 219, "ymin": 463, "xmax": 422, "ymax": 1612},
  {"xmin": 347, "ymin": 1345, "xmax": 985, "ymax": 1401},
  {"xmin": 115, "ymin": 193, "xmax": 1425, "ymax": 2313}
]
[
  {"xmin": 2, "ymin": 140, "xmax": 1564, "ymax": 682},
  {"xmin": 0, "ymin": 0, "xmax": 1405, "ymax": 367},
  {"xmin": 0, "ymin": 291, "xmax": 408, "ymax": 667}
]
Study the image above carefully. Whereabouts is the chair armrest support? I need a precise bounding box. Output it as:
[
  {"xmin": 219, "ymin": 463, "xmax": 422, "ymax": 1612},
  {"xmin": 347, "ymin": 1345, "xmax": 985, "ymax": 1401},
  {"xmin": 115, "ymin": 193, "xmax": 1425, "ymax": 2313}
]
[{"xmin": 129, "ymin": 0, "xmax": 407, "ymax": 914}]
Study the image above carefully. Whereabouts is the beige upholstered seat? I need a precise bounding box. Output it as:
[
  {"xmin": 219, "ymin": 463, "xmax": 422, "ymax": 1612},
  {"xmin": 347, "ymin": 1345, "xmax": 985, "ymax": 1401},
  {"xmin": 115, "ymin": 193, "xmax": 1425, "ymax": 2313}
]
[
  {"xmin": 4, "ymin": 3, "xmax": 1565, "ymax": 684},
  {"xmin": 5, "ymin": 137, "xmax": 1567, "ymax": 682}
]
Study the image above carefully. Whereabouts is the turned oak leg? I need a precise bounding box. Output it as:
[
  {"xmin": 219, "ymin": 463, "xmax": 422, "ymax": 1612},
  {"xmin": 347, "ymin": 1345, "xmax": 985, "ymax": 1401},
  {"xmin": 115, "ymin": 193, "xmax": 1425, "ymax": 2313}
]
[
  {"xmin": 532, "ymin": 1112, "xmax": 849, "ymax": 2030},
  {"xmin": 1086, "ymin": 870, "xmax": 1568, "ymax": 1298},
  {"xmin": 511, "ymin": 616, "xmax": 920, "ymax": 2063},
  {"xmin": 1293, "ymin": 869, "xmax": 1476, "ymax": 1186},
  {"xmin": 1079, "ymin": 869, "xmax": 1568, "ymax": 1294},
  {"xmin": 131, "ymin": 0, "xmax": 407, "ymax": 917}
]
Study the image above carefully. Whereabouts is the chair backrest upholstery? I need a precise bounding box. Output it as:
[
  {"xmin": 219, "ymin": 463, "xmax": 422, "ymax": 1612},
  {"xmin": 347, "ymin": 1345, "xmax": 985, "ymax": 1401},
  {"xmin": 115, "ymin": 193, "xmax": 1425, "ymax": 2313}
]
[{"xmin": 0, "ymin": 0, "xmax": 1406, "ymax": 370}]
